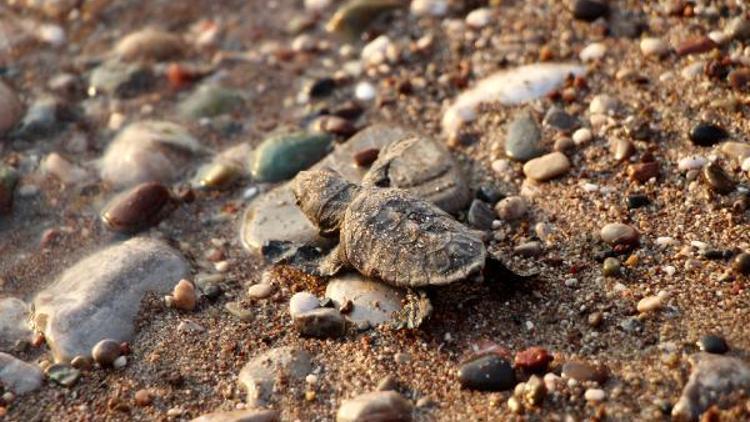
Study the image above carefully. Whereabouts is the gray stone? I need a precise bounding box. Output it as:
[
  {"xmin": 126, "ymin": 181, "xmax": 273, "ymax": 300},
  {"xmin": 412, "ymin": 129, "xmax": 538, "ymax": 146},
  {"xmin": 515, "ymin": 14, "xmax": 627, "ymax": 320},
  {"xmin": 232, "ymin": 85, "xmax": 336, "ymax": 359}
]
[
  {"xmin": 114, "ymin": 28, "xmax": 185, "ymax": 62},
  {"xmin": 14, "ymin": 96, "xmax": 63, "ymax": 139},
  {"xmin": 325, "ymin": 273, "xmax": 404, "ymax": 327},
  {"xmin": 99, "ymin": 120, "xmax": 207, "ymax": 189},
  {"xmin": 238, "ymin": 346, "xmax": 312, "ymax": 406},
  {"xmin": 505, "ymin": 110, "xmax": 543, "ymax": 162},
  {"xmin": 673, "ymin": 353, "xmax": 750, "ymax": 421},
  {"xmin": 543, "ymin": 106, "xmax": 579, "ymax": 133},
  {"xmin": 0, "ymin": 353, "xmax": 43, "ymax": 394},
  {"xmin": 33, "ymin": 237, "xmax": 189, "ymax": 362},
  {"xmin": 89, "ymin": 59, "xmax": 155, "ymax": 98},
  {"xmin": 336, "ymin": 391, "xmax": 413, "ymax": 422},
  {"xmin": 177, "ymin": 84, "xmax": 243, "ymax": 119},
  {"xmin": 466, "ymin": 199, "xmax": 496, "ymax": 231},
  {"xmin": 523, "ymin": 152, "xmax": 571, "ymax": 182},
  {"xmin": 0, "ymin": 297, "xmax": 31, "ymax": 351},
  {"xmin": 191, "ymin": 409, "xmax": 279, "ymax": 422}
]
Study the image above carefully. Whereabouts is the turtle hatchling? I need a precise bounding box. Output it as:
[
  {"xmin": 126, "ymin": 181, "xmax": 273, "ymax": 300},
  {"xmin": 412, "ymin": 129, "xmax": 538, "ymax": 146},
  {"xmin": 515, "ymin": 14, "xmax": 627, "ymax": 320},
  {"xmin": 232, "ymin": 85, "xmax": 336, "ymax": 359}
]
[{"xmin": 292, "ymin": 167, "xmax": 520, "ymax": 288}]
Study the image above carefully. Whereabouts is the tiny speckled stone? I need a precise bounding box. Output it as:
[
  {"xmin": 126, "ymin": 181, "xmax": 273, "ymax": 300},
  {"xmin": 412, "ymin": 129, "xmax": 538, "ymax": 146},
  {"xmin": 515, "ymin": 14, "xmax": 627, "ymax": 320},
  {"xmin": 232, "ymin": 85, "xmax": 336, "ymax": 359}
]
[
  {"xmin": 514, "ymin": 347, "xmax": 552, "ymax": 373},
  {"xmin": 697, "ymin": 335, "xmax": 729, "ymax": 354},
  {"xmin": 495, "ymin": 196, "xmax": 527, "ymax": 221},
  {"xmin": 523, "ymin": 152, "xmax": 571, "ymax": 182},
  {"xmin": 602, "ymin": 257, "xmax": 621, "ymax": 277}
]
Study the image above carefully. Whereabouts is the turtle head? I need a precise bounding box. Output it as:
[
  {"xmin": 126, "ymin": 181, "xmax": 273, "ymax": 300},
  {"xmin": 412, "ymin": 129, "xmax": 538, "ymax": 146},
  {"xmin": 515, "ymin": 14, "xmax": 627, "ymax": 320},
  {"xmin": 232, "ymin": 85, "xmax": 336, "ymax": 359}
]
[{"xmin": 292, "ymin": 167, "xmax": 359, "ymax": 237}]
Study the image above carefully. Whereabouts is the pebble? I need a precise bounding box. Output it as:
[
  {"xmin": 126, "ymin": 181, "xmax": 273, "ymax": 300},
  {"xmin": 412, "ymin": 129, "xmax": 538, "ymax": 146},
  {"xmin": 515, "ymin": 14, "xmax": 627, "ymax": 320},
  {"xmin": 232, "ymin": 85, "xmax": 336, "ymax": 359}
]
[
  {"xmin": 726, "ymin": 16, "xmax": 750, "ymax": 41},
  {"xmin": 89, "ymin": 60, "xmax": 155, "ymax": 98},
  {"xmin": 514, "ymin": 347, "xmax": 552, "ymax": 373},
  {"xmin": 0, "ymin": 298, "xmax": 31, "ymax": 351},
  {"xmin": 504, "ymin": 110, "xmax": 543, "ymax": 162},
  {"xmin": 589, "ymin": 94, "xmax": 619, "ymax": 115},
  {"xmin": 628, "ymin": 162, "xmax": 659, "ymax": 184},
  {"xmin": 361, "ymin": 35, "xmax": 395, "ymax": 66},
  {"xmin": 305, "ymin": 0, "xmax": 331, "ymax": 11},
  {"xmin": 719, "ymin": 142, "xmax": 750, "ymax": 163},
  {"xmin": 732, "ymin": 253, "xmax": 750, "ymax": 275},
  {"xmin": 172, "ymin": 279, "xmax": 197, "ymax": 311},
  {"xmin": 637, "ymin": 295, "xmax": 663, "ymax": 313},
  {"xmin": 584, "ymin": 388, "xmax": 606, "ymax": 402},
  {"xmin": 177, "ymin": 84, "xmax": 243, "ymax": 118},
  {"xmin": 543, "ymin": 106, "xmax": 579, "ymax": 133},
  {"xmin": 561, "ymin": 361, "xmax": 608, "ymax": 384},
  {"xmin": 458, "ymin": 354, "xmax": 516, "ymax": 391},
  {"xmin": 91, "ymin": 339, "xmax": 122, "ymax": 367},
  {"xmin": 33, "ymin": 237, "xmax": 188, "ymax": 362},
  {"xmin": 410, "ymin": 0, "xmax": 447, "ymax": 17},
  {"xmin": 600, "ymin": 223, "xmax": 639, "ymax": 246},
  {"xmin": 579, "ymin": 42, "xmax": 607, "ymax": 62},
  {"xmin": 627, "ymin": 194, "xmax": 650, "ymax": 209},
  {"xmin": 572, "ymin": 128, "xmax": 592, "ymax": 145},
  {"xmin": 134, "ymin": 390, "xmax": 153, "ymax": 407},
  {"xmin": 45, "ymin": 363, "xmax": 80, "ymax": 387},
  {"xmin": 728, "ymin": 69, "xmax": 750, "ymax": 91},
  {"xmin": 336, "ymin": 391, "xmax": 413, "ymax": 422},
  {"xmin": 192, "ymin": 409, "xmax": 280, "ymax": 422},
  {"xmin": 495, "ymin": 196, "xmax": 527, "ymax": 221},
  {"xmin": 702, "ymin": 162, "xmax": 735, "ymax": 194},
  {"xmin": 353, "ymin": 148, "xmax": 380, "ymax": 167},
  {"xmin": 611, "ymin": 138, "xmax": 634, "ymax": 162},
  {"xmin": 523, "ymin": 152, "xmax": 571, "ymax": 182},
  {"xmin": 678, "ymin": 156, "xmax": 708, "ymax": 171},
  {"xmin": 0, "ymin": 80, "xmax": 24, "ymax": 135},
  {"xmin": 15, "ymin": 96, "xmax": 63, "ymax": 139},
  {"xmin": 294, "ymin": 308, "xmax": 346, "ymax": 338},
  {"xmin": 570, "ymin": 0, "xmax": 608, "ymax": 21},
  {"xmin": 640, "ymin": 37, "xmax": 669, "ymax": 58},
  {"xmin": 690, "ymin": 123, "xmax": 728, "ymax": 147},
  {"xmin": 602, "ymin": 257, "xmax": 621, "ymax": 277},
  {"xmin": 514, "ymin": 241, "xmax": 543, "ymax": 258},
  {"xmin": 467, "ymin": 199, "xmax": 496, "ymax": 230},
  {"xmin": 247, "ymin": 283, "xmax": 275, "ymax": 299},
  {"xmin": 290, "ymin": 292, "xmax": 320, "ymax": 318},
  {"xmin": 325, "ymin": 273, "xmax": 404, "ymax": 327},
  {"xmin": 101, "ymin": 182, "xmax": 172, "ymax": 233},
  {"xmin": 0, "ymin": 353, "xmax": 43, "ymax": 394},
  {"xmin": 41, "ymin": 153, "xmax": 90, "ymax": 185},
  {"xmin": 466, "ymin": 8, "xmax": 492, "ymax": 28},
  {"xmin": 238, "ymin": 346, "xmax": 312, "ymax": 406},
  {"xmin": 250, "ymin": 132, "xmax": 333, "ymax": 183},
  {"xmin": 114, "ymin": 28, "xmax": 185, "ymax": 62},
  {"xmin": 697, "ymin": 335, "xmax": 729, "ymax": 354},
  {"xmin": 354, "ymin": 81, "xmax": 376, "ymax": 101},
  {"xmin": 326, "ymin": 0, "xmax": 403, "ymax": 36},
  {"xmin": 675, "ymin": 36, "xmax": 716, "ymax": 56},
  {"xmin": 673, "ymin": 353, "xmax": 750, "ymax": 420}
]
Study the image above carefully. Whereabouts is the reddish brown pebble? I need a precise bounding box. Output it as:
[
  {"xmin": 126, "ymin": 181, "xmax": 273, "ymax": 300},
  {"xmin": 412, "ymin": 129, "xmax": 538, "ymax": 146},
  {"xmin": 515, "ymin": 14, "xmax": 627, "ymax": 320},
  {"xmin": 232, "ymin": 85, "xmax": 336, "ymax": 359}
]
[
  {"xmin": 729, "ymin": 69, "xmax": 750, "ymax": 91},
  {"xmin": 562, "ymin": 361, "xmax": 608, "ymax": 383},
  {"xmin": 675, "ymin": 36, "xmax": 716, "ymax": 56},
  {"xmin": 514, "ymin": 347, "xmax": 553, "ymax": 373},
  {"xmin": 101, "ymin": 182, "xmax": 172, "ymax": 233},
  {"xmin": 172, "ymin": 279, "xmax": 197, "ymax": 311},
  {"xmin": 134, "ymin": 389, "xmax": 153, "ymax": 406},
  {"xmin": 32, "ymin": 332, "xmax": 45, "ymax": 348},
  {"xmin": 354, "ymin": 148, "xmax": 380, "ymax": 167},
  {"xmin": 627, "ymin": 162, "xmax": 659, "ymax": 183},
  {"xmin": 316, "ymin": 115, "xmax": 357, "ymax": 137}
]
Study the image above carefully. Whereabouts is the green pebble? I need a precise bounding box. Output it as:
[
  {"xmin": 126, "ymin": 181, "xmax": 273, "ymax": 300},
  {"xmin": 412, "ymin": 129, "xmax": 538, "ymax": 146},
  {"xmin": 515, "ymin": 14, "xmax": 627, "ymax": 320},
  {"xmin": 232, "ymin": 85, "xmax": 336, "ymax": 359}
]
[{"xmin": 250, "ymin": 132, "xmax": 333, "ymax": 183}]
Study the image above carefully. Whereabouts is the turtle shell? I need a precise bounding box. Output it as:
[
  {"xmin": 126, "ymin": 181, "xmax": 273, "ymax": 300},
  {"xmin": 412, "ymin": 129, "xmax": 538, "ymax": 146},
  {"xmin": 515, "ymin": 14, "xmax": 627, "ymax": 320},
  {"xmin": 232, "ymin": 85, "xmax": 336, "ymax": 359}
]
[{"xmin": 340, "ymin": 187, "xmax": 486, "ymax": 287}]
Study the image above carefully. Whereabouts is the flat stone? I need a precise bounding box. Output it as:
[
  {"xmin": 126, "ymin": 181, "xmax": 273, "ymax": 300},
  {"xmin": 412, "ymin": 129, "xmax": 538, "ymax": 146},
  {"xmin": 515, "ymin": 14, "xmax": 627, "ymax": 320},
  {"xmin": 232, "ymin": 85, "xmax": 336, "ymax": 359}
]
[
  {"xmin": 467, "ymin": 199, "xmax": 496, "ymax": 230},
  {"xmin": 294, "ymin": 308, "xmax": 346, "ymax": 338},
  {"xmin": 289, "ymin": 292, "xmax": 319, "ymax": 318},
  {"xmin": 719, "ymin": 142, "xmax": 750, "ymax": 163},
  {"xmin": 177, "ymin": 84, "xmax": 243, "ymax": 119},
  {"xmin": 504, "ymin": 110, "xmax": 543, "ymax": 162},
  {"xmin": 673, "ymin": 353, "xmax": 750, "ymax": 420},
  {"xmin": 191, "ymin": 409, "xmax": 279, "ymax": 422},
  {"xmin": 14, "ymin": 96, "xmax": 63, "ymax": 139},
  {"xmin": 0, "ymin": 80, "xmax": 24, "ymax": 135},
  {"xmin": 0, "ymin": 298, "xmax": 32, "ymax": 351},
  {"xmin": 336, "ymin": 391, "xmax": 413, "ymax": 422},
  {"xmin": 697, "ymin": 335, "xmax": 729, "ymax": 355},
  {"xmin": 543, "ymin": 106, "xmax": 579, "ymax": 133},
  {"xmin": 0, "ymin": 353, "xmax": 43, "ymax": 394},
  {"xmin": 114, "ymin": 28, "xmax": 185, "ymax": 62},
  {"xmin": 523, "ymin": 152, "xmax": 571, "ymax": 182},
  {"xmin": 99, "ymin": 120, "xmax": 206, "ymax": 189},
  {"xmin": 250, "ymin": 132, "xmax": 333, "ymax": 183},
  {"xmin": 89, "ymin": 59, "xmax": 155, "ymax": 98},
  {"xmin": 325, "ymin": 273, "xmax": 404, "ymax": 327},
  {"xmin": 561, "ymin": 361, "xmax": 608, "ymax": 384},
  {"xmin": 458, "ymin": 354, "xmax": 516, "ymax": 391},
  {"xmin": 675, "ymin": 36, "xmax": 717, "ymax": 56},
  {"xmin": 33, "ymin": 237, "xmax": 189, "ymax": 362},
  {"xmin": 238, "ymin": 346, "xmax": 312, "ymax": 406},
  {"xmin": 600, "ymin": 223, "xmax": 639, "ymax": 246}
]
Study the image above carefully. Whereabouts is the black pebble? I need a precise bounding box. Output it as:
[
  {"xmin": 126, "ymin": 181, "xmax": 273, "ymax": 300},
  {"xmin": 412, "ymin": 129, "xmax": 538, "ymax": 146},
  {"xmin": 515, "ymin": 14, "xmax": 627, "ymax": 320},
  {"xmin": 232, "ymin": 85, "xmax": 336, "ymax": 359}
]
[
  {"xmin": 690, "ymin": 123, "xmax": 729, "ymax": 147},
  {"xmin": 627, "ymin": 194, "xmax": 651, "ymax": 209},
  {"xmin": 458, "ymin": 355, "xmax": 516, "ymax": 391},
  {"xmin": 306, "ymin": 77, "xmax": 336, "ymax": 98},
  {"xmin": 697, "ymin": 335, "xmax": 729, "ymax": 354},
  {"xmin": 571, "ymin": 0, "xmax": 609, "ymax": 21},
  {"xmin": 467, "ymin": 199, "xmax": 496, "ymax": 231},
  {"xmin": 476, "ymin": 186, "xmax": 504, "ymax": 204}
]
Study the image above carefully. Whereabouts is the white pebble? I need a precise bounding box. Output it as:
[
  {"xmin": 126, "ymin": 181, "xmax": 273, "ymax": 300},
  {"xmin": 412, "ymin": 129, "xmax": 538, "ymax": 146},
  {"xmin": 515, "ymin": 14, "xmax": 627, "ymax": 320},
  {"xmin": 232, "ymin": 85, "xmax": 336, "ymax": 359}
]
[
  {"xmin": 655, "ymin": 236, "xmax": 677, "ymax": 247},
  {"xmin": 37, "ymin": 24, "xmax": 66, "ymax": 46},
  {"xmin": 543, "ymin": 373, "xmax": 560, "ymax": 392},
  {"xmin": 361, "ymin": 35, "xmax": 392, "ymax": 66},
  {"xmin": 410, "ymin": 0, "xmax": 448, "ymax": 17},
  {"xmin": 582, "ymin": 183, "xmax": 599, "ymax": 193},
  {"xmin": 304, "ymin": 0, "xmax": 331, "ymax": 11},
  {"xmin": 708, "ymin": 30, "xmax": 731, "ymax": 45},
  {"xmin": 113, "ymin": 355, "xmax": 127, "ymax": 369},
  {"xmin": 289, "ymin": 292, "xmax": 319, "ymax": 318},
  {"xmin": 678, "ymin": 156, "xmax": 708, "ymax": 171},
  {"xmin": 584, "ymin": 388, "xmax": 606, "ymax": 402},
  {"xmin": 690, "ymin": 240, "xmax": 708, "ymax": 250},
  {"xmin": 589, "ymin": 94, "xmax": 619, "ymax": 115},
  {"xmin": 354, "ymin": 81, "xmax": 376, "ymax": 101},
  {"xmin": 572, "ymin": 128, "xmax": 593, "ymax": 145},
  {"xmin": 465, "ymin": 8, "xmax": 492, "ymax": 28},
  {"xmin": 681, "ymin": 62, "xmax": 705, "ymax": 79},
  {"xmin": 741, "ymin": 156, "xmax": 750, "ymax": 172},
  {"xmin": 491, "ymin": 159, "xmax": 510, "ymax": 175},
  {"xmin": 214, "ymin": 260, "xmax": 229, "ymax": 272},
  {"xmin": 580, "ymin": 42, "xmax": 607, "ymax": 62},
  {"xmin": 640, "ymin": 37, "xmax": 669, "ymax": 58},
  {"xmin": 305, "ymin": 374, "xmax": 318, "ymax": 384},
  {"xmin": 565, "ymin": 278, "xmax": 578, "ymax": 287}
]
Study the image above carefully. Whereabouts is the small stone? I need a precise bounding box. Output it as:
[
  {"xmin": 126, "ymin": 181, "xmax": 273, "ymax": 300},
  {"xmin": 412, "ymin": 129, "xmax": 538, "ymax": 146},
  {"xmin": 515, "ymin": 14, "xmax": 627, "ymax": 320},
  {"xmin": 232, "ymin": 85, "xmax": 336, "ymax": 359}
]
[
  {"xmin": 627, "ymin": 195, "xmax": 650, "ymax": 209},
  {"xmin": 250, "ymin": 132, "xmax": 333, "ymax": 183},
  {"xmin": 326, "ymin": 0, "xmax": 403, "ymax": 37},
  {"xmin": 678, "ymin": 156, "xmax": 708, "ymax": 171},
  {"xmin": 290, "ymin": 292, "xmax": 320, "ymax": 318},
  {"xmin": 134, "ymin": 389, "xmax": 153, "ymax": 407},
  {"xmin": 675, "ymin": 36, "xmax": 717, "ymax": 56},
  {"xmin": 611, "ymin": 138, "xmax": 635, "ymax": 162},
  {"xmin": 336, "ymin": 391, "xmax": 412, "ymax": 422},
  {"xmin": 522, "ymin": 375, "xmax": 547, "ymax": 406},
  {"xmin": 589, "ymin": 94, "xmax": 619, "ymax": 115},
  {"xmin": 579, "ymin": 42, "xmax": 607, "ymax": 62},
  {"xmin": 570, "ymin": 0, "xmax": 608, "ymax": 21},
  {"xmin": 584, "ymin": 388, "xmax": 606, "ymax": 402},
  {"xmin": 504, "ymin": 110, "xmax": 543, "ymax": 162},
  {"xmin": 177, "ymin": 84, "xmax": 243, "ymax": 119},
  {"xmin": 588, "ymin": 312, "xmax": 603, "ymax": 327},
  {"xmin": 45, "ymin": 363, "xmax": 80, "ymax": 387},
  {"xmin": 602, "ymin": 257, "xmax": 621, "ymax": 277},
  {"xmin": 690, "ymin": 123, "xmax": 728, "ymax": 147},
  {"xmin": 113, "ymin": 355, "xmax": 127, "ymax": 369},
  {"xmin": 354, "ymin": 81, "xmax": 376, "ymax": 101},
  {"xmin": 114, "ymin": 28, "xmax": 184, "ymax": 62},
  {"xmin": 42, "ymin": 153, "xmax": 90, "ymax": 185},
  {"xmin": 628, "ymin": 162, "xmax": 659, "ymax": 183},
  {"xmin": 101, "ymin": 182, "xmax": 172, "ymax": 233},
  {"xmin": 467, "ymin": 199, "xmax": 496, "ymax": 230},
  {"xmin": 247, "ymin": 283, "xmax": 274, "ymax": 299},
  {"xmin": 523, "ymin": 152, "xmax": 571, "ymax": 182},
  {"xmin": 294, "ymin": 308, "xmax": 346, "ymax": 338},
  {"xmin": 353, "ymin": 148, "xmax": 380, "ymax": 167},
  {"xmin": 192, "ymin": 409, "xmax": 280, "ymax": 422},
  {"xmin": 458, "ymin": 355, "xmax": 516, "ymax": 391},
  {"xmin": 514, "ymin": 241, "xmax": 543, "ymax": 258},
  {"xmin": 561, "ymin": 361, "xmax": 608, "ymax": 384},
  {"xmin": 572, "ymin": 128, "xmax": 592, "ymax": 145},
  {"xmin": 410, "ymin": 0, "xmax": 447, "ymax": 17},
  {"xmin": 514, "ymin": 347, "xmax": 553, "ymax": 373},
  {"xmin": 476, "ymin": 186, "xmax": 503, "ymax": 204},
  {"xmin": 697, "ymin": 335, "xmax": 729, "ymax": 354},
  {"xmin": 14, "ymin": 96, "xmax": 63, "ymax": 139},
  {"xmin": 728, "ymin": 69, "xmax": 750, "ymax": 91},
  {"xmin": 600, "ymin": 223, "xmax": 639, "ymax": 246},
  {"xmin": 89, "ymin": 60, "xmax": 155, "ymax": 98},
  {"xmin": 637, "ymin": 295, "xmax": 663, "ymax": 313},
  {"xmin": 0, "ymin": 353, "xmax": 43, "ymax": 394},
  {"xmin": 673, "ymin": 353, "xmax": 750, "ymax": 420},
  {"xmin": 640, "ymin": 37, "xmax": 670, "ymax": 58},
  {"xmin": 543, "ymin": 106, "xmax": 579, "ymax": 133},
  {"xmin": 91, "ymin": 339, "xmax": 121, "ymax": 367},
  {"xmin": 466, "ymin": 8, "xmax": 492, "ymax": 28},
  {"xmin": 314, "ymin": 115, "xmax": 356, "ymax": 137},
  {"xmin": 732, "ymin": 253, "xmax": 750, "ymax": 275},
  {"xmin": 172, "ymin": 279, "xmax": 197, "ymax": 311},
  {"xmin": 703, "ymin": 162, "xmax": 735, "ymax": 194},
  {"xmin": 377, "ymin": 375, "xmax": 398, "ymax": 391},
  {"xmin": 507, "ymin": 396, "xmax": 523, "ymax": 414},
  {"xmin": 726, "ymin": 16, "xmax": 750, "ymax": 41},
  {"xmin": 495, "ymin": 196, "xmax": 527, "ymax": 221},
  {"xmin": 719, "ymin": 142, "xmax": 750, "ymax": 163},
  {"xmin": 70, "ymin": 356, "xmax": 92, "ymax": 370}
]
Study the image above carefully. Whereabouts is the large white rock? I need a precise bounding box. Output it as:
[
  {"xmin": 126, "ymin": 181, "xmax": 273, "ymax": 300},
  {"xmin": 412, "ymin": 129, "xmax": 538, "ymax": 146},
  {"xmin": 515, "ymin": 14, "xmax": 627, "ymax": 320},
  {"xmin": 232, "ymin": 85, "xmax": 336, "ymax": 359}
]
[
  {"xmin": 98, "ymin": 120, "xmax": 207, "ymax": 189},
  {"xmin": 33, "ymin": 237, "xmax": 189, "ymax": 362},
  {"xmin": 0, "ymin": 353, "xmax": 43, "ymax": 395},
  {"xmin": 0, "ymin": 297, "xmax": 32, "ymax": 351},
  {"xmin": 325, "ymin": 273, "xmax": 404, "ymax": 327},
  {"xmin": 238, "ymin": 346, "xmax": 312, "ymax": 407}
]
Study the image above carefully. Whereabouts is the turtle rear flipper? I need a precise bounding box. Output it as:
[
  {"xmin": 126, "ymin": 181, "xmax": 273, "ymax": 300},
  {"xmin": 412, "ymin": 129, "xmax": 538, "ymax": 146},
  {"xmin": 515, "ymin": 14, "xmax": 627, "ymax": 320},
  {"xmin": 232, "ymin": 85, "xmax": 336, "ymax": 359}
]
[{"xmin": 483, "ymin": 256, "xmax": 537, "ymax": 284}]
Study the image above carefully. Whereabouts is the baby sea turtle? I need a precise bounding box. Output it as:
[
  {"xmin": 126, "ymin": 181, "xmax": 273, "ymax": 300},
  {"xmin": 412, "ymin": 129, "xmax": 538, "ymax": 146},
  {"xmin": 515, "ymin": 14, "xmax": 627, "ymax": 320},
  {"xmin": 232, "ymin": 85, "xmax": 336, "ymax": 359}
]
[{"xmin": 292, "ymin": 167, "xmax": 518, "ymax": 288}]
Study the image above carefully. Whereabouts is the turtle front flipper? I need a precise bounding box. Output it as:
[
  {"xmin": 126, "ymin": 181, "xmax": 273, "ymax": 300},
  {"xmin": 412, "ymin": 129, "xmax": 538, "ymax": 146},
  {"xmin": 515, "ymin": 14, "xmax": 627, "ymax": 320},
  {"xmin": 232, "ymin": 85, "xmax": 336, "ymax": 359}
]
[{"xmin": 316, "ymin": 244, "xmax": 347, "ymax": 277}]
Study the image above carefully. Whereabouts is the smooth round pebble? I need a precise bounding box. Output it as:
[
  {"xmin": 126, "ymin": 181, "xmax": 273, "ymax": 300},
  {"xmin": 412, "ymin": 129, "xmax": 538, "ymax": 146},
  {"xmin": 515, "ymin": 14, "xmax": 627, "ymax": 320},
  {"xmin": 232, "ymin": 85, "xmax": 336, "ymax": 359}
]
[
  {"xmin": 697, "ymin": 335, "xmax": 729, "ymax": 354},
  {"xmin": 92, "ymin": 339, "xmax": 121, "ymax": 367},
  {"xmin": 458, "ymin": 354, "xmax": 516, "ymax": 391},
  {"xmin": 495, "ymin": 196, "xmax": 527, "ymax": 221},
  {"xmin": 290, "ymin": 292, "xmax": 319, "ymax": 318},
  {"xmin": 523, "ymin": 152, "xmax": 571, "ymax": 182},
  {"xmin": 637, "ymin": 295, "xmax": 663, "ymax": 313},
  {"xmin": 172, "ymin": 279, "xmax": 197, "ymax": 311},
  {"xmin": 640, "ymin": 37, "xmax": 669, "ymax": 57},
  {"xmin": 572, "ymin": 128, "xmax": 592, "ymax": 145},
  {"xmin": 585, "ymin": 388, "xmax": 606, "ymax": 402},
  {"xmin": 247, "ymin": 283, "xmax": 274, "ymax": 299},
  {"xmin": 600, "ymin": 223, "xmax": 639, "ymax": 246}
]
